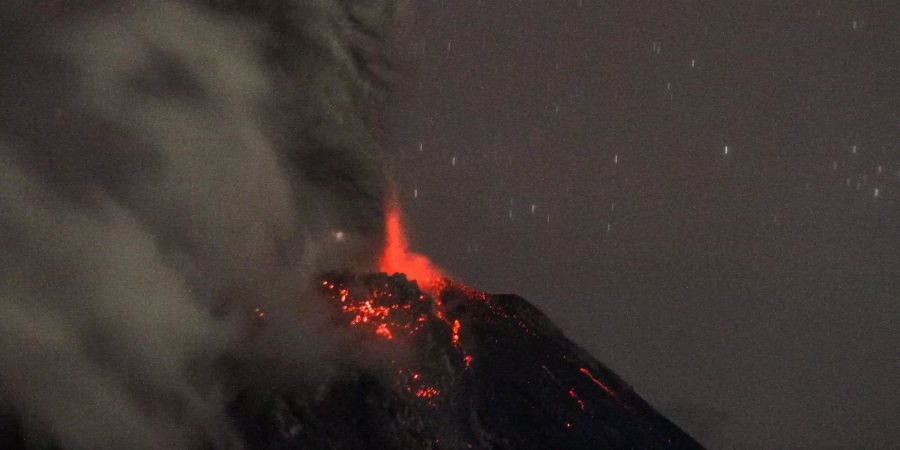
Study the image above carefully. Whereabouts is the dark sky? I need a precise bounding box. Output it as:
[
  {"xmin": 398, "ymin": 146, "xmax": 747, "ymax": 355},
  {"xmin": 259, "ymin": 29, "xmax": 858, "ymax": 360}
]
[{"xmin": 383, "ymin": 1, "xmax": 899, "ymax": 448}]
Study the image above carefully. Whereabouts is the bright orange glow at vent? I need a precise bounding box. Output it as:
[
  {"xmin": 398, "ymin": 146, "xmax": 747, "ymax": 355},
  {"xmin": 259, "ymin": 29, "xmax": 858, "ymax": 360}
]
[{"xmin": 378, "ymin": 202, "xmax": 446, "ymax": 295}]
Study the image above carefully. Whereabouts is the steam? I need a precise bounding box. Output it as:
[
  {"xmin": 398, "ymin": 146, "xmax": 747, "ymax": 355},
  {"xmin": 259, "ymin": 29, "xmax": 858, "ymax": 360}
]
[{"xmin": 0, "ymin": 0, "xmax": 408, "ymax": 448}]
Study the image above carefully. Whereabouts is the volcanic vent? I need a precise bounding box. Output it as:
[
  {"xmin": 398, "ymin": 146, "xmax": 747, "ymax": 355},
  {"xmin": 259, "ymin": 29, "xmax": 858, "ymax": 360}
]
[{"xmin": 229, "ymin": 204, "xmax": 704, "ymax": 449}]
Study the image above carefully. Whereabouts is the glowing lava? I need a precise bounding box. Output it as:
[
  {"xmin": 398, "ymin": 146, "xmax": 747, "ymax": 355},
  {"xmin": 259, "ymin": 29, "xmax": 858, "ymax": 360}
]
[
  {"xmin": 378, "ymin": 202, "xmax": 446, "ymax": 295},
  {"xmin": 321, "ymin": 273, "xmax": 476, "ymax": 405},
  {"xmin": 314, "ymin": 200, "xmax": 484, "ymax": 405},
  {"xmin": 579, "ymin": 367, "xmax": 618, "ymax": 399}
]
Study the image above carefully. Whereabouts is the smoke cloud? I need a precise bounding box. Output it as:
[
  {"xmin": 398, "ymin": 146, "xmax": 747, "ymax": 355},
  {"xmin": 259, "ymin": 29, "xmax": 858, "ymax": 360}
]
[{"xmin": 0, "ymin": 0, "xmax": 409, "ymax": 448}]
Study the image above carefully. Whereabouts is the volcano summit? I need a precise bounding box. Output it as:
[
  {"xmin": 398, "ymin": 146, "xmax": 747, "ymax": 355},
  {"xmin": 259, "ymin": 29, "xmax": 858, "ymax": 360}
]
[
  {"xmin": 221, "ymin": 204, "xmax": 705, "ymax": 448},
  {"xmin": 220, "ymin": 203, "xmax": 705, "ymax": 448},
  {"xmin": 230, "ymin": 271, "xmax": 704, "ymax": 449}
]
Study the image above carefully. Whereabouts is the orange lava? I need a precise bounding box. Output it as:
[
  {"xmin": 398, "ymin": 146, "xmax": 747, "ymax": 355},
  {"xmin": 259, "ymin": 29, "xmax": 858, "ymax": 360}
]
[
  {"xmin": 314, "ymin": 200, "xmax": 487, "ymax": 406},
  {"xmin": 375, "ymin": 323, "xmax": 394, "ymax": 340},
  {"xmin": 378, "ymin": 202, "xmax": 446, "ymax": 295},
  {"xmin": 451, "ymin": 320, "xmax": 461, "ymax": 345}
]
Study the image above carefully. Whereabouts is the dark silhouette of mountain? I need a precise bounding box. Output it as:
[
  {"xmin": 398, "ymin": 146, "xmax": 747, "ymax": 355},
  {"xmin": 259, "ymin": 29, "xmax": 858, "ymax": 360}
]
[{"xmin": 231, "ymin": 272, "xmax": 704, "ymax": 449}]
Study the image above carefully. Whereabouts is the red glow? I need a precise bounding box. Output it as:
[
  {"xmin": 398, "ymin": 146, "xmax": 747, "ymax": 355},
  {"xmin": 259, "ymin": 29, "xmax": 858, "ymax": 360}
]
[
  {"xmin": 579, "ymin": 367, "xmax": 617, "ymax": 398},
  {"xmin": 415, "ymin": 387, "xmax": 440, "ymax": 398},
  {"xmin": 375, "ymin": 323, "xmax": 394, "ymax": 340},
  {"xmin": 378, "ymin": 203, "xmax": 446, "ymax": 295},
  {"xmin": 321, "ymin": 275, "xmax": 473, "ymax": 404},
  {"xmin": 318, "ymin": 199, "xmax": 492, "ymax": 406},
  {"xmin": 568, "ymin": 388, "xmax": 586, "ymax": 411}
]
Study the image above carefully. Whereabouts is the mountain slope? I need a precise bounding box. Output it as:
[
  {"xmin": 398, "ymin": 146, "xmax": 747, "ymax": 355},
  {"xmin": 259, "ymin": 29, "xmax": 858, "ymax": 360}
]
[{"xmin": 230, "ymin": 272, "xmax": 704, "ymax": 449}]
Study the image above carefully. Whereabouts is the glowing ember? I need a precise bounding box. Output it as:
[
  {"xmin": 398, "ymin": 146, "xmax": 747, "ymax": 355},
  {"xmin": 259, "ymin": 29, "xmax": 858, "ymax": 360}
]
[
  {"xmin": 415, "ymin": 387, "xmax": 440, "ymax": 398},
  {"xmin": 375, "ymin": 323, "xmax": 394, "ymax": 340},
  {"xmin": 569, "ymin": 388, "xmax": 586, "ymax": 411},
  {"xmin": 321, "ymin": 273, "xmax": 477, "ymax": 406},
  {"xmin": 378, "ymin": 202, "xmax": 446, "ymax": 295}
]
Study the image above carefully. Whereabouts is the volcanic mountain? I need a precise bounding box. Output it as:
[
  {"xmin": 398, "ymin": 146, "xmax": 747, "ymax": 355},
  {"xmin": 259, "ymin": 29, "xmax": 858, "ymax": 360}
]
[
  {"xmin": 224, "ymin": 207, "xmax": 704, "ymax": 449},
  {"xmin": 220, "ymin": 269, "xmax": 703, "ymax": 450}
]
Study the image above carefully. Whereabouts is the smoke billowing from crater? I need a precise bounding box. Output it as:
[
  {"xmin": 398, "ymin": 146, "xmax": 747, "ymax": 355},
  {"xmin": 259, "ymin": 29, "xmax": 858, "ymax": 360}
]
[{"xmin": 0, "ymin": 0, "xmax": 409, "ymax": 447}]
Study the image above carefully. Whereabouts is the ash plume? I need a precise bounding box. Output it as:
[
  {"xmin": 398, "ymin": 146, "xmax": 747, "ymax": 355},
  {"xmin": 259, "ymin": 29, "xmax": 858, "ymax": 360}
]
[{"xmin": 0, "ymin": 0, "xmax": 409, "ymax": 448}]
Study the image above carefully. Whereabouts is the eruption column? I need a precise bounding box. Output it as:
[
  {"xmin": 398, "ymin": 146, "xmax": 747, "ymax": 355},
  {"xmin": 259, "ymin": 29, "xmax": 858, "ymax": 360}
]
[{"xmin": 378, "ymin": 201, "xmax": 446, "ymax": 295}]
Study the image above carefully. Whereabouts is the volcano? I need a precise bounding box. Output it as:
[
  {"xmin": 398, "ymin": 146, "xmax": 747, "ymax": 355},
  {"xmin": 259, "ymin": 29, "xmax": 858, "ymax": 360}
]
[
  {"xmin": 0, "ymin": 207, "xmax": 703, "ymax": 449},
  {"xmin": 226, "ymin": 204, "xmax": 704, "ymax": 449},
  {"xmin": 230, "ymin": 272, "xmax": 704, "ymax": 449}
]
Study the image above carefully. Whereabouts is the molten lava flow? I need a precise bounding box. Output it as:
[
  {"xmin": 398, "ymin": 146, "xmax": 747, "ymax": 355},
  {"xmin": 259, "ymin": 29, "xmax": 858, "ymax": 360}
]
[
  {"xmin": 579, "ymin": 367, "xmax": 619, "ymax": 400},
  {"xmin": 378, "ymin": 203, "xmax": 446, "ymax": 295}
]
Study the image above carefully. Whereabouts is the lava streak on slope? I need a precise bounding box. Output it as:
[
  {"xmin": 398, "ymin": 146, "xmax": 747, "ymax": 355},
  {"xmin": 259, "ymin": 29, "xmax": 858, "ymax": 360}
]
[{"xmin": 580, "ymin": 367, "xmax": 619, "ymax": 400}]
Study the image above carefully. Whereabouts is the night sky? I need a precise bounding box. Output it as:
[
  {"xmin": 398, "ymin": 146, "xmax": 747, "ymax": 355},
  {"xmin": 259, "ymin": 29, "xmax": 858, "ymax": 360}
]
[{"xmin": 383, "ymin": 2, "xmax": 899, "ymax": 448}]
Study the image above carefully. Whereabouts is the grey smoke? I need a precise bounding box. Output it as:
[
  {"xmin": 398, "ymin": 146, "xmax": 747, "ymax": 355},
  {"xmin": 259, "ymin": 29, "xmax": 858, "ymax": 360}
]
[{"xmin": 0, "ymin": 0, "xmax": 408, "ymax": 448}]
